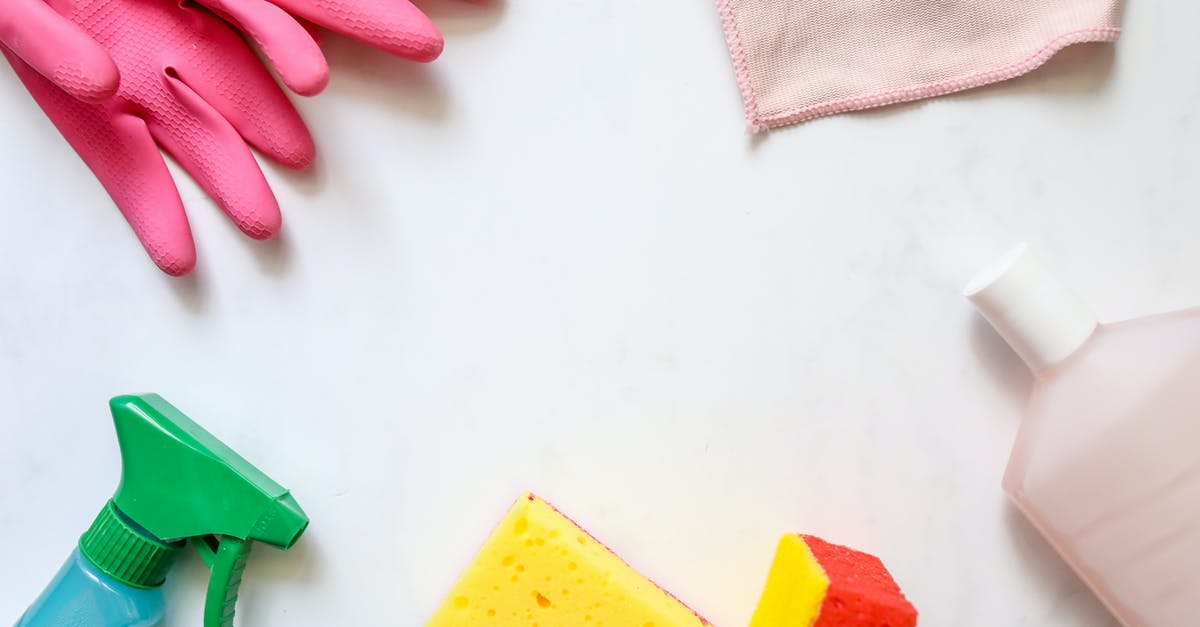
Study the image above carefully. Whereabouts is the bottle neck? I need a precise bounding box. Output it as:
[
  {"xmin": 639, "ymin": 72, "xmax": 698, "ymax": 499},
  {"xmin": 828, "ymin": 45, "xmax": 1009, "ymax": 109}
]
[
  {"xmin": 1031, "ymin": 323, "xmax": 1099, "ymax": 377},
  {"xmin": 78, "ymin": 501, "xmax": 180, "ymax": 589},
  {"xmin": 966, "ymin": 244, "xmax": 1098, "ymax": 374}
]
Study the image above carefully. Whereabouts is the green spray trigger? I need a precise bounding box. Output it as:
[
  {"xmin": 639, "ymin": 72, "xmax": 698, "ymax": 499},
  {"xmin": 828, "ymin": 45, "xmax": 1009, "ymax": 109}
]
[{"xmin": 79, "ymin": 394, "xmax": 309, "ymax": 626}]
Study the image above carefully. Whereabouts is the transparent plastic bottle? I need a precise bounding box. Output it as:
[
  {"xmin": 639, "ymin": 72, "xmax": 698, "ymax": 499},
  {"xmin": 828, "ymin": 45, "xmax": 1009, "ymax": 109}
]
[
  {"xmin": 16, "ymin": 548, "xmax": 164, "ymax": 626},
  {"xmin": 967, "ymin": 244, "xmax": 1200, "ymax": 627}
]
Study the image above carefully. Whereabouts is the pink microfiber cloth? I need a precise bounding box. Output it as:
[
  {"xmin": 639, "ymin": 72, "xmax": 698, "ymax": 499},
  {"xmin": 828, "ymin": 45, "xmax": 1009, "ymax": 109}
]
[{"xmin": 718, "ymin": 0, "xmax": 1123, "ymax": 132}]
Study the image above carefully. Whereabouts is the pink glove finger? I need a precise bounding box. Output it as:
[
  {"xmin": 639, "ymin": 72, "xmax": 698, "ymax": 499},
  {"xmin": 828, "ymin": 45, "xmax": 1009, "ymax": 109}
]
[
  {"xmin": 169, "ymin": 14, "xmax": 316, "ymax": 169},
  {"xmin": 82, "ymin": 113, "xmax": 198, "ymax": 275},
  {"xmin": 195, "ymin": 0, "xmax": 329, "ymax": 96},
  {"xmin": 3, "ymin": 47, "xmax": 196, "ymax": 275},
  {"xmin": 270, "ymin": 0, "xmax": 444, "ymax": 62},
  {"xmin": 0, "ymin": 0, "xmax": 117, "ymax": 102},
  {"xmin": 147, "ymin": 71, "xmax": 282, "ymax": 241}
]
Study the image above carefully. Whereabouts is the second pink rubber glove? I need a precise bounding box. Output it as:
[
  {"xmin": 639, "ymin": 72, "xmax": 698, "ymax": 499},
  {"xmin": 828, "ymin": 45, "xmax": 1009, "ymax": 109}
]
[
  {"xmin": 200, "ymin": 0, "xmax": 445, "ymax": 97},
  {"xmin": 3, "ymin": 0, "xmax": 316, "ymax": 275}
]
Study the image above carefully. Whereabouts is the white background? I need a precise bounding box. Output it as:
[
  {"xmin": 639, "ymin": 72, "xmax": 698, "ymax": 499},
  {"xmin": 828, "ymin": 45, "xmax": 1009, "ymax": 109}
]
[{"xmin": 1, "ymin": 1, "xmax": 1197, "ymax": 625}]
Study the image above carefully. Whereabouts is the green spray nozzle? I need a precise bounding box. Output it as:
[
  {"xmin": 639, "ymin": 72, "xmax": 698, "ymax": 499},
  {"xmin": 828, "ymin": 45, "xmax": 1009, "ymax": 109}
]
[{"xmin": 79, "ymin": 394, "xmax": 308, "ymax": 627}]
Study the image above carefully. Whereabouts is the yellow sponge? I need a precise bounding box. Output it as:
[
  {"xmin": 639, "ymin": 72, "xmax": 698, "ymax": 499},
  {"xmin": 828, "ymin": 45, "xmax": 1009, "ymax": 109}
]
[{"xmin": 427, "ymin": 493, "xmax": 709, "ymax": 626}]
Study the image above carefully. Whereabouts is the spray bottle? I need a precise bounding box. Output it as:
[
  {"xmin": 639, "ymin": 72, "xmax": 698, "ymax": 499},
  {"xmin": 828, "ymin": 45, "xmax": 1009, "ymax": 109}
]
[{"xmin": 16, "ymin": 394, "xmax": 309, "ymax": 626}]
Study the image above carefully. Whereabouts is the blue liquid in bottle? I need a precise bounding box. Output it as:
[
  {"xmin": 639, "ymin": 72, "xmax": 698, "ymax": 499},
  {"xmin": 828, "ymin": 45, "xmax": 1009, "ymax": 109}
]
[{"xmin": 16, "ymin": 548, "xmax": 164, "ymax": 627}]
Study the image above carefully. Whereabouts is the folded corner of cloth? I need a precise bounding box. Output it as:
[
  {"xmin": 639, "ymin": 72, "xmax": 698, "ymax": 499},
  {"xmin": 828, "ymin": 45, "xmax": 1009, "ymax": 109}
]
[{"xmin": 717, "ymin": 0, "xmax": 1124, "ymax": 132}]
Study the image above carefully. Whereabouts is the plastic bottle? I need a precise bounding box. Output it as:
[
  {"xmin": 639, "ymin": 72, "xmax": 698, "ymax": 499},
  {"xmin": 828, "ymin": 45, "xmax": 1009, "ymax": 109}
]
[
  {"xmin": 17, "ymin": 394, "xmax": 309, "ymax": 627},
  {"xmin": 18, "ymin": 548, "xmax": 165, "ymax": 626},
  {"xmin": 966, "ymin": 244, "xmax": 1200, "ymax": 627}
]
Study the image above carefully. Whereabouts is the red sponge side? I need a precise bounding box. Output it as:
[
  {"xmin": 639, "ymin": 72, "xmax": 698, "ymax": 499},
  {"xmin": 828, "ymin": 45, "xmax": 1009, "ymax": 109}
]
[{"xmin": 803, "ymin": 535, "xmax": 917, "ymax": 627}]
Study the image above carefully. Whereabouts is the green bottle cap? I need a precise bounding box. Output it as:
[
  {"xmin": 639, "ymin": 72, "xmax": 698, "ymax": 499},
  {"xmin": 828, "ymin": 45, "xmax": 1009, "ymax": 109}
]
[
  {"xmin": 79, "ymin": 501, "xmax": 179, "ymax": 588},
  {"xmin": 77, "ymin": 394, "xmax": 309, "ymax": 626}
]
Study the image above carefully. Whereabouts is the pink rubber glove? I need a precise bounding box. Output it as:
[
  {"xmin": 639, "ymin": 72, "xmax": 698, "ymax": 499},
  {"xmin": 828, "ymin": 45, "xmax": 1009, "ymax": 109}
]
[
  {"xmin": 2, "ymin": 0, "xmax": 315, "ymax": 276},
  {"xmin": 199, "ymin": 0, "xmax": 446, "ymax": 97}
]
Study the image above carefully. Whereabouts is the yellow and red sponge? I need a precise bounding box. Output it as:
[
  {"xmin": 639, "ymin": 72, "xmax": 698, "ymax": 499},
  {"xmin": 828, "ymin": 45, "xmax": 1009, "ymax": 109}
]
[{"xmin": 750, "ymin": 534, "xmax": 916, "ymax": 627}]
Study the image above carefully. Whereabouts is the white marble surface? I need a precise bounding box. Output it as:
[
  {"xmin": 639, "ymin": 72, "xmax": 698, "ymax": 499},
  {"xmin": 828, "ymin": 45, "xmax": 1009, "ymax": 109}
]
[{"xmin": 1, "ymin": 1, "xmax": 1197, "ymax": 625}]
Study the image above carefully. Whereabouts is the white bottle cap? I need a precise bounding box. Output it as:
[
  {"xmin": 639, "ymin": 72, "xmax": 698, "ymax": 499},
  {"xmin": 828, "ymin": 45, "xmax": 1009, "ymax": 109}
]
[{"xmin": 965, "ymin": 243, "xmax": 1098, "ymax": 373}]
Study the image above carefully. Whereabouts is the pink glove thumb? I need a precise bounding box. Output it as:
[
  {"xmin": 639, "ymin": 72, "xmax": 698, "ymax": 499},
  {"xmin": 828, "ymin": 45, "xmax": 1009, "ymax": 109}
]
[{"xmin": 0, "ymin": 0, "xmax": 117, "ymax": 102}]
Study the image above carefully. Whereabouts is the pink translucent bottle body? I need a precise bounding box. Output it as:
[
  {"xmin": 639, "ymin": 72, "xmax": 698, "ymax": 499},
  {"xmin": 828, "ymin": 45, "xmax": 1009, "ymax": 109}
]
[{"xmin": 967, "ymin": 245, "xmax": 1200, "ymax": 627}]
